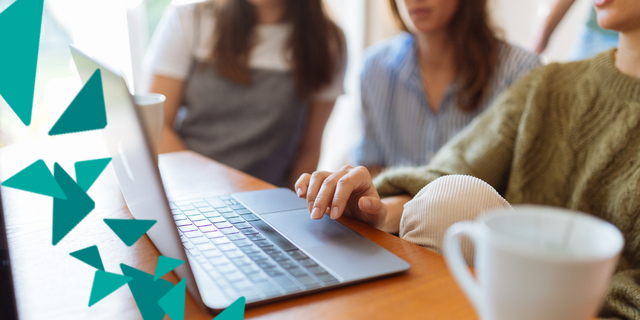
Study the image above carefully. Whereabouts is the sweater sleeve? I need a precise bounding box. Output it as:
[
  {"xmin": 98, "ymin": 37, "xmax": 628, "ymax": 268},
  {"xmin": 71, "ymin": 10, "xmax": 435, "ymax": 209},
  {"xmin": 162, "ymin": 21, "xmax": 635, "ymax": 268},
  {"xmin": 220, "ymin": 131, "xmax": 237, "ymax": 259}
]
[{"xmin": 374, "ymin": 68, "xmax": 542, "ymax": 198}]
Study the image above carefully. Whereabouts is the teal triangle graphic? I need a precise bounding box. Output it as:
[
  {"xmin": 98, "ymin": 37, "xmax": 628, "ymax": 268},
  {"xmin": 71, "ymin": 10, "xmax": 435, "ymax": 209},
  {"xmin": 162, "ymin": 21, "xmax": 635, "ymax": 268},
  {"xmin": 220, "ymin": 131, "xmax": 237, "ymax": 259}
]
[
  {"xmin": 158, "ymin": 278, "xmax": 186, "ymax": 320},
  {"xmin": 74, "ymin": 157, "xmax": 112, "ymax": 192},
  {"xmin": 52, "ymin": 163, "xmax": 95, "ymax": 245},
  {"xmin": 48, "ymin": 68, "xmax": 107, "ymax": 136},
  {"xmin": 1, "ymin": 159, "xmax": 66, "ymax": 199},
  {"xmin": 104, "ymin": 219, "xmax": 156, "ymax": 246},
  {"xmin": 88, "ymin": 270, "xmax": 132, "ymax": 307},
  {"xmin": 70, "ymin": 245, "xmax": 104, "ymax": 271},
  {"xmin": 154, "ymin": 256, "xmax": 184, "ymax": 281},
  {"xmin": 213, "ymin": 297, "xmax": 245, "ymax": 320},
  {"xmin": 121, "ymin": 263, "xmax": 174, "ymax": 320},
  {"xmin": 0, "ymin": 0, "xmax": 44, "ymax": 126}
]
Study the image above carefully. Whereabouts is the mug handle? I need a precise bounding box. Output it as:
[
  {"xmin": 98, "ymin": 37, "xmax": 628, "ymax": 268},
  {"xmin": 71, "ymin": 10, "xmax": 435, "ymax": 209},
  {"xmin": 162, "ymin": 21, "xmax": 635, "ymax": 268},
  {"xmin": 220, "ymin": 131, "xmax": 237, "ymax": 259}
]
[{"xmin": 443, "ymin": 221, "xmax": 483, "ymax": 312}]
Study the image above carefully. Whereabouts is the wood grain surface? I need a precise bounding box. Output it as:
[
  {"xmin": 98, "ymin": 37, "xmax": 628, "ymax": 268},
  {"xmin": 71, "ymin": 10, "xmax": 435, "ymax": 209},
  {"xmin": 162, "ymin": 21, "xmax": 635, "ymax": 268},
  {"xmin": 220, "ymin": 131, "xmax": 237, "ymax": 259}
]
[{"xmin": 1, "ymin": 138, "xmax": 477, "ymax": 320}]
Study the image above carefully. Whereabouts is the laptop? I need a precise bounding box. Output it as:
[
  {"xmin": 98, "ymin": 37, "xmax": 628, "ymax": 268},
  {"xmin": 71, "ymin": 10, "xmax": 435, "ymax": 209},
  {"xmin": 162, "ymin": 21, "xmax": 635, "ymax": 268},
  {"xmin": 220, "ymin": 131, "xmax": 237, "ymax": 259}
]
[
  {"xmin": 69, "ymin": 45, "xmax": 410, "ymax": 313},
  {"xmin": 0, "ymin": 190, "xmax": 19, "ymax": 320}
]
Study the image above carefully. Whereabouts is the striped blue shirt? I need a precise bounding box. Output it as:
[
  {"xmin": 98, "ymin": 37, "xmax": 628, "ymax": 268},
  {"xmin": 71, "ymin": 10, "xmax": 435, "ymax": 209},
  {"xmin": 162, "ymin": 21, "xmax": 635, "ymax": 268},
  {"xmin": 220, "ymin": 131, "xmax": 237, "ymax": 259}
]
[{"xmin": 355, "ymin": 33, "xmax": 541, "ymax": 167}]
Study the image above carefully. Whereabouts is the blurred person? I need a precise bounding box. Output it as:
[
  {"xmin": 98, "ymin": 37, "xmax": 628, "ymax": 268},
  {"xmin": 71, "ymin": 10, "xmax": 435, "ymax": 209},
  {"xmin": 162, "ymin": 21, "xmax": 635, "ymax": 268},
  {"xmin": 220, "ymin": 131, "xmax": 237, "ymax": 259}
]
[
  {"xmin": 145, "ymin": 0, "xmax": 346, "ymax": 188},
  {"xmin": 354, "ymin": 0, "xmax": 540, "ymax": 176},
  {"xmin": 531, "ymin": 0, "xmax": 618, "ymax": 59},
  {"xmin": 298, "ymin": 0, "xmax": 640, "ymax": 318}
]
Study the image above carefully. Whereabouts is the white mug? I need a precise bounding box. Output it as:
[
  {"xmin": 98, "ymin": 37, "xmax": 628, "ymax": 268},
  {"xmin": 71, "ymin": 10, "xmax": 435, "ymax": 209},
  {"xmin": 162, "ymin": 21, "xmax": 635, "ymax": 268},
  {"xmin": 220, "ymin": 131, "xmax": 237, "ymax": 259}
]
[
  {"xmin": 133, "ymin": 93, "xmax": 165, "ymax": 157},
  {"xmin": 443, "ymin": 205, "xmax": 623, "ymax": 320}
]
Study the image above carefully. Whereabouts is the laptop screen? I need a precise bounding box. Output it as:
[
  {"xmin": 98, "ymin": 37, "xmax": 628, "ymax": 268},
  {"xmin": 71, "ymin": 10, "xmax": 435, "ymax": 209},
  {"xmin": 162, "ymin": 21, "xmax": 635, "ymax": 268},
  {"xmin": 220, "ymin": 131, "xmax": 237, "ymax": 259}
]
[{"xmin": 0, "ymin": 191, "xmax": 18, "ymax": 319}]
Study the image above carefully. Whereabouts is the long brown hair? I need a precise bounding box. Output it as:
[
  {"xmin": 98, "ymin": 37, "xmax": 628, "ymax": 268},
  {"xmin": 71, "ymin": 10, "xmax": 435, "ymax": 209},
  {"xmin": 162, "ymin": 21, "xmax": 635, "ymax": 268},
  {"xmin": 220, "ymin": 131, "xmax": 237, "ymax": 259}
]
[
  {"xmin": 389, "ymin": 0, "xmax": 501, "ymax": 112},
  {"xmin": 208, "ymin": 0, "xmax": 344, "ymax": 99}
]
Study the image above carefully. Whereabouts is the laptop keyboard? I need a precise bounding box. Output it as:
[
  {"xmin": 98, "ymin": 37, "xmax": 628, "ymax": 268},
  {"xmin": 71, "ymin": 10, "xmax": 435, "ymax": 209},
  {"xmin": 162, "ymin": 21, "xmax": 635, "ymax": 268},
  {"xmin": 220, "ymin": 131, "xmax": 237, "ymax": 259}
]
[{"xmin": 170, "ymin": 195, "xmax": 340, "ymax": 302}]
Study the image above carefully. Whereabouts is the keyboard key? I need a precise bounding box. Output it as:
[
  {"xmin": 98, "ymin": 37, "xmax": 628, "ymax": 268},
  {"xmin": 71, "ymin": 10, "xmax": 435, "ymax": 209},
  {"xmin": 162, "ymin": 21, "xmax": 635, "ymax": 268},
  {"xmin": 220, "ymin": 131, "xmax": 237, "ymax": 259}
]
[
  {"xmin": 233, "ymin": 239, "xmax": 252, "ymax": 247},
  {"xmin": 220, "ymin": 212, "xmax": 239, "ymax": 218},
  {"xmin": 225, "ymin": 272, "xmax": 244, "ymax": 282},
  {"xmin": 256, "ymin": 260, "xmax": 277, "ymax": 269},
  {"xmin": 187, "ymin": 248, "xmax": 200, "ymax": 256},
  {"xmin": 262, "ymin": 246, "xmax": 280, "ymax": 255},
  {"xmin": 298, "ymin": 259, "xmax": 317, "ymax": 267},
  {"xmin": 269, "ymin": 252, "xmax": 289, "ymax": 261},
  {"xmin": 231, "ymin": 279, "xmax": 253, "ymax": 290},
  {"xmin": 272, "ymin": 275, "xmax": 300, "ymax": 292},
  {"xmin": 211, "ymin": 237, "xmax": 230, "ymax": 245},
  {"xmin": 183, "ymin": 242, "xmax": 195, "ymax": 250},
  {"xmin": 183, "ymin": 231, "xmax": 203, "ymax": 239},
  {"xmin": 250, "ymin": 220, "xmax": 297, "ymax": 251},
  {"xmin": 179, "ymin": 235, "xmax": 189, "ymax": 243},
  {"xmin": 287, "ymin": 250, "xmax": 308, "ymax": 260},
  {"xmin": 307, "ymin": 266, "xmax": 328, "ymax": 275},
  {"xmin": 240, "ymin": 228, "xmax": 260, "ymax": 235},
  {"xmin": 193, "ymin": 255, "xmax": 207, "ymax": 264},
  {"xmin": 178, "ymin": 204, "xmax": 196, "ymax": 210},
  {"xmin": 173, "ymin": 214, "xmax": 188, "ymax": 221},
  {"xmin": 216, "ymin": 207, "xmax": 233, "ymax": 213},
  {"xmin": 169, "ymin": 203, "xmax": 178, "ymax": 209},
  {"xmin": 253, "ymin": 239, "xmax": 272, "ymax": 247},
  {"xmin": 182, "ymin": 209, "xmax": 199, "ymax": 216},
  {"xmin": 288, "ymin": 267, "xmax": 307, "ymax": 277},
  {"xmin": 241, "ymin": 213, "xmax": 260, "ymax": 221},
  {"xmin": 204, "ymin": 197, "xmax": 227, "ymax": 208},
  {"xmin": 220, "ymin": 228, "xmax": 239, "ymax": 235},
  {"xmin": 233, "ymin": 222, "xmax": 252, "ymax": 229},
  {"xmin": 207, "ymin": 217, "xmax": 226, "ymax": 223},
  {"xmin": 254, "ymin": 281, "xmax": 280, "ymax": 295},
  {"xmin": 278, "ymin": 259, "xmax": 298, "ymax": 269},
  {"xmin": 171, "ymin": 209, "xmax": 181, "ymax": 215},
  {"xmin": 196, "ymin": 243, "xmax": 217, "ymax": 251},
  {"xmin": 193, "ymin": 201, "xmax": 209, "ymax": 207},
  {"xmin": 239, "ymin": 245, "xmax": 260, "ymax": 254},
  {"xmin": 204, "ymin": 230, "xmax": 224, "ymax": 238},
  {"xmin": 203, "ymin": 250, "xmax": 223, "ymax": 258},
  {"xmin": 247, "ymin": 273, "xmax": 268, "ymax": 283},
  {"xmin": 230, "ymin": 204, "xmax": 246, "ymax": 210},
  {"xmin": 247, "ymin": 252, "xmax": 269, "ymax": 261},
  {"xmin": 235, "ymin": 209, "xmax": 252, "ymax": 215},
  {"xmin": 227, "ymin": 233, "xmax": 245, "ymax": 241},
  {"xmin": 176, "ymin": 221, "xmax": 192, "ymax": 227},
  {"xmin": 230, "ymin": 256, "xmax": 252, "ymax": 266},
  {"xmin": 239, "ymin": 265, "xmax": 260, "ymax": 274},
  {"xmin": 242, "ymin": 229, "xmax": 265, "ymax": 241},
  {"xmin": 203, "ymin": 212, "xmax": 221, "ymax": 218},
  {"xmin": 194, "ymin": 220, "xmax": 212, "ymax": 227},
  {"xmin": 317, "ymin": 273, "xmax": 339, "ymax": 284},
  {"xmin": 217, "ymin": 264, "xmax": 238, "ymax": 274},
  {"xmin": 188, "ymin": 214, "xmax": 208, "ymax": 222},
  {"xmin": 209, "ymin": 256, "xmax": 230, "ymax": 265},
  {"xmin": 264, "ymin": 267, "xmax": 284, "ymax": 277},
  {"xmin": 214, "ymin": 222, "xmax": 232, "ymax": 229},
  {"xmin": 190, "ymin": 237, "xmax": 210, "ymax": 245},
  {"xmin": 295, "ymin": 275, "xmax": 320, "ymax": 288},
  {"xmin": 200, "ymin": 263, "xmax": 215, "ymax": 271},
  {"xmin": 227, "ymin": 217, "xmax": 244, "ymax": 224},
  {"xmin": 224, "ymin": 250, "xmax": 245, "ymax": 259},
  {"xmin": 218, "ymin": 243, "xmax": 237, "ymax": 251},
  {"xmin": 174, "ymin": 200, "xmax": 194, "ymax": 206},
  {"xmin": 197, "ymin": 206, "xmax": 216, "ymax": 213}
]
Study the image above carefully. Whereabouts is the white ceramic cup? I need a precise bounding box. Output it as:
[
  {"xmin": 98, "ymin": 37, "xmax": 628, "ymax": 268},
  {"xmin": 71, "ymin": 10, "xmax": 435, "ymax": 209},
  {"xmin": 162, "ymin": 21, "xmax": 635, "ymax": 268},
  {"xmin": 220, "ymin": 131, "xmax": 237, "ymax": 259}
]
[
  {"xmin": 443, "ymin": 205, "xmax": 623, "ymax": 320},
  {"xmin": 133, "ymin": 93, "xmax": 165, "ymax": 156}
]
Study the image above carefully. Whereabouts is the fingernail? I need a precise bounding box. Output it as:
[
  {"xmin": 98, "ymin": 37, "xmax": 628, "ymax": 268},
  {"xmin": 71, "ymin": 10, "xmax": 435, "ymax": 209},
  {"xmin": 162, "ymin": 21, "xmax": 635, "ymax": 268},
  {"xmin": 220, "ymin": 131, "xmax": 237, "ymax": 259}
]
[
  {"xmin": 311, "ymin": 207, "xmax": 321, "ymax": 219},
  {"xmin": 307, "ymin": 202, "xmax": 313, "ymax": 214},
  {"xmin": 297, "ymin": 188, "xmax": 302, "ymax": 197},
  {"xmin": 362, "ymin": 198, "xmax": 372, "ymax": 210},
  {"xmin": 331, "ymin": 207, "xmax": 339, "ymax": 219}
]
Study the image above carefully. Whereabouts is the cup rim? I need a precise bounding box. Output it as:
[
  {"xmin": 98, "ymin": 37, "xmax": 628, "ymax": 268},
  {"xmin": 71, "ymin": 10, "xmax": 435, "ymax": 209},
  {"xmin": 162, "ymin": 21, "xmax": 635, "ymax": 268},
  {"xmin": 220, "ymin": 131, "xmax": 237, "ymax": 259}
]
[
  {"xmin": 133, "ymin": 93, "xmax": 166, "ymax": 106},
  {"xmin": 477, "ymin": 205, "xmax": 624, "ymax": 263}
]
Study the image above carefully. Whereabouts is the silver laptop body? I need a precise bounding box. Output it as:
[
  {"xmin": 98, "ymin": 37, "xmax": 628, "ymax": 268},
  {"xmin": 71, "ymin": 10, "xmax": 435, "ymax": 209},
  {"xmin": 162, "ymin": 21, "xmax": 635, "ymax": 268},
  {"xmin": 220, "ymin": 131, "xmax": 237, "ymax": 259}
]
[{"xmin": 70, "ymin": 45, "xmax": 410, "ymax": 313}]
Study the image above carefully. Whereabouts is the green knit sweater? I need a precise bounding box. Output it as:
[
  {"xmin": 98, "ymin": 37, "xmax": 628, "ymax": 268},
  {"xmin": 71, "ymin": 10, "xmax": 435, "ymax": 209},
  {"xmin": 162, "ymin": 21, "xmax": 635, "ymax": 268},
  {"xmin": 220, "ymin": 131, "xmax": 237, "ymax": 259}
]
[{"xmin": 374, "ymin": 49, "xmax": 640, "ymax": 320}]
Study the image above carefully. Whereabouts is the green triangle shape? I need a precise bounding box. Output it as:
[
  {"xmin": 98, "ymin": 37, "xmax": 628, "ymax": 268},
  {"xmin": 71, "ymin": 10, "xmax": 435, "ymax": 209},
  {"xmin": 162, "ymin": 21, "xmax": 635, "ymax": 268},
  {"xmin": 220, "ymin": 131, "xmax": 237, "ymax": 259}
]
[
  {"xmin": 104, "ymin": 219, "xmax": 156, "ymax": 247},
  {"xmin": 70, "ymin": 245, "xmax": 104, "ymax": 271},
  {"xmin": 52, "ymin": 163, "xmax": 95, "ymax": 245},
  {"xmin": 213, "ymin": 297, "xmax": 246, "ymax": 320},
  {"xmin": 154, "ymin": 256, "xmax": 185, "ymax": 281},
  {"xmin": 121, "ymin": 263, "xmax": 174, "ymax": 320},
  {"xmin": 74, "ymin": 157, "xmax": 112, "ymax": 192},
  {"xmin": 0, "ymin": 0, "xmax": 44, "ymax": 126},
  {"xmin": 158, "ymin": 278, "xmax": 186, "ymax": 320},
  {"xmin": 88, "ymin": 270, "xmax": 132, "ymax": 307},
  {"xmin": 1, "ymin": 159, "xmax": 66, "ymax": 199},
  {"xmin": 48, "ymin": 68, "xmax": 107, "ymax": 136}
]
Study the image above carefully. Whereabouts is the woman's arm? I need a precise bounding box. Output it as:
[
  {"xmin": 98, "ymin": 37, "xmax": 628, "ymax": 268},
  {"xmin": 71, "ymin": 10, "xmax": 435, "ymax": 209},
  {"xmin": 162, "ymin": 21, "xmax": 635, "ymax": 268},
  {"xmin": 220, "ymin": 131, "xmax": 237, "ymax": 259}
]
[
  {"xmin": 530, "ymin": 0, "xmax": 576, "ymax": 54},
  {"xmin": 287, "ymin": 100, "xmax": 336, "ymax": 189},
  {"xmin": 149, "ymin": 74, "xmax": 188, "ymax": 154}
]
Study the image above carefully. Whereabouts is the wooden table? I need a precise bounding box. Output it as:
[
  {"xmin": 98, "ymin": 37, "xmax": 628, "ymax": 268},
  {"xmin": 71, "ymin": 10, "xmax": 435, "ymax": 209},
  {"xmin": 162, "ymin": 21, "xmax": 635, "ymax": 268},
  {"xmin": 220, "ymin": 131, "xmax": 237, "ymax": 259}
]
[{"xmin": 1, "ymin": 138, "xmax": 477, "ymax": 320}]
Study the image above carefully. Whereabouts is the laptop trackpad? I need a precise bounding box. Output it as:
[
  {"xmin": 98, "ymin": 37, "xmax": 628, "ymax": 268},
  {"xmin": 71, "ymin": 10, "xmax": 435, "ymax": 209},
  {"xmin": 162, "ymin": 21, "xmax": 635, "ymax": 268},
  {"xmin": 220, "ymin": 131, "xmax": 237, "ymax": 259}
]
[{"xmin": 259, "ymin": 209, "xmax": 366, "ymax": 249}]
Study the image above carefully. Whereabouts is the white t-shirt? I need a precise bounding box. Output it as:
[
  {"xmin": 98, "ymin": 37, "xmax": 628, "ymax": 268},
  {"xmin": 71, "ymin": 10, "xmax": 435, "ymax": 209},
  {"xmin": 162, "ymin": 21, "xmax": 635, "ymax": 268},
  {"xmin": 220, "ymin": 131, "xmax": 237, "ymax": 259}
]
[{"xmin": 144, "ymin": 3, "xmax": 347, "ymax": 102}]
